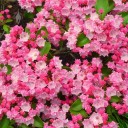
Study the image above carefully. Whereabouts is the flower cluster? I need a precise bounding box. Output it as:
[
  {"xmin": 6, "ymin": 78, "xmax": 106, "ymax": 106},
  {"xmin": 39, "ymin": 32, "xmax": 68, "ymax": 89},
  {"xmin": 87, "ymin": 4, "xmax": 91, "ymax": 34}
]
[
  {"xmin": 18, "ymin": 0, "xmax": 44, "ymax": 12},
  {"xmin": 0, "ymin": 9, "xmax": 11, "ymax": 23},
  {"xmin": 0, "ymin": 9, "xmax": 11, "ymax": 26},
  {"xmin": 0, "ymin": 0, "xmax": 128, "ymax": 127}
]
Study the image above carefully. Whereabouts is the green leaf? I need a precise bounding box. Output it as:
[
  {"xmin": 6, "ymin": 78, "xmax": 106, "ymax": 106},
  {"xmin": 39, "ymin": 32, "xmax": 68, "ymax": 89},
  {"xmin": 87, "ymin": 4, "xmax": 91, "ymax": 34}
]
[
  {"xmin": 62, "ymin": 66, "xmax": 71, "ymax": 71},
  {"xmin": 10, "ymin": 120, "xmax": 15, "ymax": 125},
  {"xmin": 122, "ymin": 114, "xmax": 128, "ymax": 119},
  {"xmin": 95, "ymin": 0, "xmax": 109, "ymax": 20},
  {"xmin": 40, "ymin": 42, "xmax": 51, "ymax": 56},
  {"xmin": 70, "ymin": 109, "xmax": 88, "ymax": 118},
  {"xmin": 36, "ymin": 6, "xmax": 42, "ymax": 12},
  {"xmin": 108, "ymin": 115, "xmax": 117, "ymax": 122},
  {"xmin": 70, "ymin": 99, "xmax": 82, "ymax": 111},
  {"xmin": 79, "ymin": 109, "xmax": 88, "ymax": 118},
  {"xmin": 0, "ymin": 64, "xmax": 4, "ymax": 68},
  {"xmin": 126, "ymin": 123, "xmax": 128, "ymax": 128},
  {"xmin": 8, "ymin": 126, "xmax": 14, "ymax": 128},
  {"xmin": 6, "ymin": 65, "xmax": 12, "ymax": 74},
  {"xmin": 106, "ymin": 106, "xmax": 116, "ymax": 114},
  {"xmin": 102, "ymin": 65, "xmax": 112, "ymax": 77},
  {"xmin": 95, "ymin": 0, "xmax": 115, "ymax": 20},
  {"xmin": 85, "ymin": 14, "xmax": 90, "ymax": 19},
  {"xmin": 5, "ymin": 19, "xmax": 13, "ymax": 23},
  {"xmin": 31, "ymin": 102, "xmax": 36, "ymax": 109},
  {"xmin": 34, "ymin": 116, "xmax": 44, "ymax": 128},
  {"xmin": 20, "ymin": 124, "xmax": 29, "ymax": 128},
  {"xmin": 70, "ymin": 109, "xmax": 80, "ymax": 115},
  {"xmin": 3, "ymin": 24, "xmax": 10, "ymax": 33},
  {"xmin": 114, "ymin": 113, "xmax": 127, "ymax": 128},
  {"xmin": 106, "ymin": 106, "xmax": 112, "ymax": 115},
  {"xmin": 25, "ymin": 28, "xmax": 30, "ymax": 34},
  {"xmin": 0, "ymin": 116, "xmax": 10, "ymax": 128},
  {"xmin": 76, "ymin": 33, "xmax": 90, "ymax": 47},
  {"xmin": 120, "ymin": 12, "xmax": 128, "ymax": 25},
  {"xmin": 108, "ymin": 0, "xmax": 115, "ymax": 12},
  {"xmin": 47, "ymin": 52, "xmax": 53, "ymax": 59},
  {"xmin": 65, "ymin": 19, "xmax": 70, "ymax": 31},
  {"xmin": 24, "ymin": 12, "xmax": 34, "ymax": 19},
  {"xmin": 110, "ymin": 96, "xmax": 121, "ymax": 103},
  {"xmin": 120, "ymin": 115, "xmax": 128, "ymax": 126}
]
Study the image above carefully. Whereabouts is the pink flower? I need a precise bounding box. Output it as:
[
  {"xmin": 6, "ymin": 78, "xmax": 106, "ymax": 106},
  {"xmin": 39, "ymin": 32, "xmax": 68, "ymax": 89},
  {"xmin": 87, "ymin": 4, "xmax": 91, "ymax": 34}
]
[
  {"xmin": 20, "ymin": 102, "xmax": 31, "ymax": 112},
  {"xmin": 108, "ymin": 121, "xmax": 118, "ymax": 128},
  {"xmin": 20, "ymin": 32, "xmax": 29, "ymax": 42},
  {"xmin": 107, "ymin": 62, "xmax": 115, "ymax": 69},
  {"xmin": 106, "ymin": 87, "xmax": 117, "ymax": 98},
  {"xmin": 77, "ymin": 71, "xmax": 85, "ymax": 80},
  {"xmin": 97, "ymin": 33, "xmax": 107, "ymax": 42},
  {"xmin": 35, "ymin": 61, "xmax": 46, "ymax": 70},
  {"xmin": 90, "ymin": 13, "xmax": 99, "ymax": 21},
  {"xmin": 61, "ymin": 8, "xmax": 70, "ymax": 16},
  {"xmin": 27, "ymin": 48, "xmax": 39, "ymax": 61},
  {"xmin": 93, "ymin": 87, "xmax": 104, "ymax": 98},
  {"xmin": 36, "ymin": 37, "xmax": 46, "ymax": 47},
  {"xmin": 8, "ymin": 58, "xmax": 19, "ymax": 67},
  {"xmin": 52, "ymin": 119, "xmax": 64, "ymax": 128},
  {"xmin": 123, "ymin": 95, "xmax": 128, "ymax": 106},
  {"xmin": 85, "ymin": 20, "xmax": 95, "ymax": 32},
  {"xmin": 53, "ymin": 57, "xmax": 62, "ymax": 69},
  {"xmin": 92, "ymin": 58, "xmax": 102, "ymax": 67},
  {"xmin": 50, "ymin": 104, "xmax": 59, "ymax": 113},
  {"xmin": 92, "ymin": 98, "xmax": 108, "ymax": 110},
  {"xmin": 57, "ymin": 111, "xmax": 66, "ymax": 120},
  {"xmin": 90, "ymin": 112, "xmax": 103, "ymax": 126},
  {"xmin": 121, "ymin": 52, "xmax": 128, "ymax": 62},
  {"xmin": 62, "ymin": 104, "xmax": 70, "ymax": 112},
  {"xmin": 109, "ymin": 29, "xmax": 119, "ymax": 38},
  {"xmin": 109, "ymin": 71, "xmax": 123, "ymax": 84},
  {"xmin": 83, "ymin": 119, "xmax": 94, "ymax": 128}
]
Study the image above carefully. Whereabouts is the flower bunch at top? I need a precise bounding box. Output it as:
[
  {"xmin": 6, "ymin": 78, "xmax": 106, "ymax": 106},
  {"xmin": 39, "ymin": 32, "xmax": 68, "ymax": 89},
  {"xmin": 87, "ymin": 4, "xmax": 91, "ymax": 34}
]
[{"xmin": 18, "ymin": 0, "xmax": 44, "ymax": 12}]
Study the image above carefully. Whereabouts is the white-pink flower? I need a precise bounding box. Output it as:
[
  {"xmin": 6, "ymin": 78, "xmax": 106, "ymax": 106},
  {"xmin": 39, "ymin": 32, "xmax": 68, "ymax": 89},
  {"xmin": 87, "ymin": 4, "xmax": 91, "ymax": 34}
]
[
  {"xmin": 121, "ymin": 52, "xmax": 128, "ymax": 62},
  {"xmin": 90, "ymin": 112, "xmax": 103, "ymax": 126},
  {"xmin": 27, "ymin": 48, "xmax": 39, "ymax": 61},
  {"xmin": 109, "ymin": 71, "xmax": 123, "ymax": 84},
  {"xmin": 92, "ymin": 98, "xmax": 108, "ymax": 110},
  {"xmin": 36, "ymin": 37, "xmax": 46, "ymax": 47},
  {"xmin": 21, "ymin": 102, "xmax": 31, "ymax": 112},
  {"xmin": 36, "ymin": 61, "xmax": 46, "ymax": 70},
  {"xmin": 20, "ymin": 32, "xmax": 29, "ymax": 42},
  {"xmin": 83, "ymin": 119, "xmax": 94, "ymax": 128}
]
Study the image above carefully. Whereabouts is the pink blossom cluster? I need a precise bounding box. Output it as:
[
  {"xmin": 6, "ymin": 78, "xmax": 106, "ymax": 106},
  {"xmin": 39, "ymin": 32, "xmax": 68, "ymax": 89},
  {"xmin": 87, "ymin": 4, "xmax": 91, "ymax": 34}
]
[
  {"xmin": 18, "ymin": 0, "xmax": 128, "ymax": 13},
  {"xmin": 0, "ymin": 0, "xmax": 128, "ymax": 127},
  {"xmin": 19, "ymin": 0, "xmax": 128, "ymax": 57},
  {"xmin": 18, "ymin": 0, "xmax": 44, "ymax": 12},
  {"xmin": 0, "ymin": 9, "xmax": 11, "ymax": 21},
  {"xmin": 113, "ymin": 0, "xmax": 128, "ymax": 12}
]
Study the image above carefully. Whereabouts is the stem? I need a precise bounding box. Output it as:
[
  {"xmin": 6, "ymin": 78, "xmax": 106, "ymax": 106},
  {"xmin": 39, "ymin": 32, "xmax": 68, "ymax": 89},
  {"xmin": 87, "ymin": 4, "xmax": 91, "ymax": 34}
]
[{"xmin": 0, "ymin": 0, "xmax": 5, "ymax": 11}]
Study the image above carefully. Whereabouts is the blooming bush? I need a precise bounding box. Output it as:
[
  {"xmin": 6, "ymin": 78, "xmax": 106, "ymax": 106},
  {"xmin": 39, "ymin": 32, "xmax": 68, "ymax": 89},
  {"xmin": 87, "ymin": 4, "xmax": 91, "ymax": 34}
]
[{"xmin": 0, "ymin": 0, "xmax": 128, "ymax": 127}]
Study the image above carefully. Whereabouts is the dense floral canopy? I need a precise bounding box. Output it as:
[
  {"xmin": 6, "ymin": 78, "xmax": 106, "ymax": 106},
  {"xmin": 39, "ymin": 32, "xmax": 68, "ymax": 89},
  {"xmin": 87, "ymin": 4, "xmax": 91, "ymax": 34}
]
[{"xmin": 0, "ymin": 0, "xmax": 128, "ymax": 127}]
